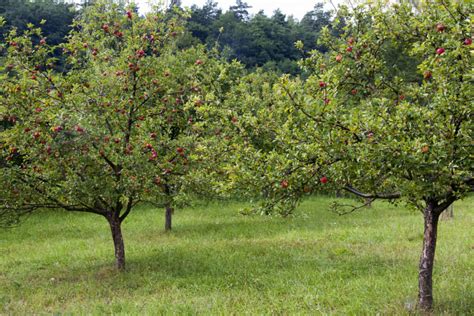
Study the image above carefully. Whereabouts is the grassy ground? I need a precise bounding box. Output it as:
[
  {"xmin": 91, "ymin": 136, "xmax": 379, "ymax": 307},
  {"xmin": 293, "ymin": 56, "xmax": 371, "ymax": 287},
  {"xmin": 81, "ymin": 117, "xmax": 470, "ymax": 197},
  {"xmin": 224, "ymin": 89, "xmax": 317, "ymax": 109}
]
[{"xmin": 0, "ymin": 196, "xmax": 472, "ymax": 315}]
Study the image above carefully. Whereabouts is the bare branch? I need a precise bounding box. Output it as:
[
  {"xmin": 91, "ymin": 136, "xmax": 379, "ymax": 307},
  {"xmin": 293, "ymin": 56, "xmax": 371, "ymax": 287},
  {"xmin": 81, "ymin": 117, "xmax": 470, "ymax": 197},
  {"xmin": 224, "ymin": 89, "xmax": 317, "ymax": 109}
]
[{"xmin": 331, "ymin": 198, "xmax": 375, "ymax": 216}]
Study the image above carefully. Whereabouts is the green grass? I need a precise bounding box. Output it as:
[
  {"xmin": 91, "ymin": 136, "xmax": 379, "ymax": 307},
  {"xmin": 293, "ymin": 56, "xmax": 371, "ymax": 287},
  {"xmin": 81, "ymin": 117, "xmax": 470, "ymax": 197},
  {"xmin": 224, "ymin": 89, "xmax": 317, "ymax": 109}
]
[{"xmin": 0, "ymin": 197, "xmax": 473, "ymax": 315}]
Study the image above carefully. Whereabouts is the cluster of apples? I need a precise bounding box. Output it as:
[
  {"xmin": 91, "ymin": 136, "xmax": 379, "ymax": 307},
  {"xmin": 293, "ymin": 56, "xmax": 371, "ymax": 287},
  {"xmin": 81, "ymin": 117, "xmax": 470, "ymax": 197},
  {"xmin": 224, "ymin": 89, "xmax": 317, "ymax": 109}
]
[{"xmin": 434, "ymin": 23, "xmax": 472, "ymax": 55}]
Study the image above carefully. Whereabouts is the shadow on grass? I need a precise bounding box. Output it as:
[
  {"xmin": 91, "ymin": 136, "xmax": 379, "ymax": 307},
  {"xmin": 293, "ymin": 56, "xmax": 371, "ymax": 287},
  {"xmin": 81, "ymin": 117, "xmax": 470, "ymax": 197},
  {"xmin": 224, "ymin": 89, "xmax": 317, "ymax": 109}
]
[{"xmin": 25, "ymin": 237, "xmax": 411, "ymax": 287}]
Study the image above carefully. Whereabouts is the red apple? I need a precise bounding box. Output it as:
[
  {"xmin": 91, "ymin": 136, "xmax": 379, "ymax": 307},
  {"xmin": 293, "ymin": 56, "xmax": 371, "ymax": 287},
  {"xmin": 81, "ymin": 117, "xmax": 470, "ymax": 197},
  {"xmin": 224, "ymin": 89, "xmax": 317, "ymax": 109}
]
[
  {"xmin": 102, "ymin": 24, "xmax": 110, "ymax": 32},
  {"xmin": 195, "ymin": 59, "xmax": 204, "ymax": 65},
  {"xmin": 126, "ymin": 11, "xmax": 133, "ymax": 19},
  {"xmin": 351, "ymin": 89, "xmax": 358, "ymax": 95},
  {"xmin": 436, "ymin": 23, "xmax": 445, "ymax": 32},
  {"xmin": 280, "ymin": 180, "xmax": 289, "ymax": 189},
  {"xmin": 75, "ymin": 126, "xmax": 84, "ymax": 133},
  {"xmin": 320, "ymin": 176, "xmax": 328, "ymax": 184},
  {"xmin": 336, "ymin": 54, "xmax": 343, "ymax": 62},
  {"xmin": 39, "ymin": 38, "xmax": 46, "ymax": 45},
  {"xmin": 436, "ymin": 47, "xmax": 445, "ymax": 55},
  {"xmin": 423, "ymin": 71, "xmax": 432, "ymax": 80},
  {"xmin": 464, "ymin": 38, "xmax": 472, "ymax": 45},
  {"xmin": 319, "ymin": 81, "xmax": 327, "ymax": 88},
  {"xmin": 346, "ymin": 46, "xmax": 353, "ymax": 53},
  {"xmin": 136, "ymin": 49, "xmax": 145, "ymax": 58}
]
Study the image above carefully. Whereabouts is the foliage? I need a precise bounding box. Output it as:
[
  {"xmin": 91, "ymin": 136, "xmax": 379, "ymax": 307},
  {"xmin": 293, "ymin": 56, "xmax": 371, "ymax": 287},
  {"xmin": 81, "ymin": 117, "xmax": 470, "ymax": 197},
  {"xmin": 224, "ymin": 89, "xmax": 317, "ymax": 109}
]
[{"xmin": 229, "ymin": 0, "xmax": 473, "ymax": 216}]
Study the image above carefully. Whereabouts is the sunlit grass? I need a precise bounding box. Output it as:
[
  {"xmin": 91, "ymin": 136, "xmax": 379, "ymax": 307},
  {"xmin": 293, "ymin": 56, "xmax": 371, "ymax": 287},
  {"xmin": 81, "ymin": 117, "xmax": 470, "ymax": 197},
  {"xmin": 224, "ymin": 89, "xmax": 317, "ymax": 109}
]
[{"xmin": 0, "ymin": 196, "xmax": 472, "ymax": 314}]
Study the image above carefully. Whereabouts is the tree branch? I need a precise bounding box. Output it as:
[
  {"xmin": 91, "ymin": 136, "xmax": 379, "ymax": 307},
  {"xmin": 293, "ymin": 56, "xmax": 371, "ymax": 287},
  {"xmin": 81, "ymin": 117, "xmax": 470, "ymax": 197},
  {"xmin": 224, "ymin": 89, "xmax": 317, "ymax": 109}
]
[{"xmin": 344, "ymin": 185, "xmax": 401, "ymax": 199}]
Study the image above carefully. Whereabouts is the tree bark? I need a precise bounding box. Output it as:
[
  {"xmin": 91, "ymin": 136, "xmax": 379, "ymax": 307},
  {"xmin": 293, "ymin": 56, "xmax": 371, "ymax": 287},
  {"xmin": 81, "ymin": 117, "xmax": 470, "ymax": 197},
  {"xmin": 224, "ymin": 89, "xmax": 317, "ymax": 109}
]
[
  {"xmin": 107, "ymin": 214, "xmax": 125, "ymax": 271},
  {"xmin": 418, "ymin": 201, "xmax": 440, "ymax": 311},
  {"xmin": 165, "ymin": 205, "xmax": 173, "ymax": 231}
]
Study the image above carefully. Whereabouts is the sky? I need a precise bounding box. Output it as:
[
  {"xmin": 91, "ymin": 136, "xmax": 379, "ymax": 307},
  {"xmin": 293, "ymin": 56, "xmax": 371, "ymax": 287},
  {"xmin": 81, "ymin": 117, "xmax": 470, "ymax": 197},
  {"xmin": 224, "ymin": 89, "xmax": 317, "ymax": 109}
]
[{"xmin": 134, "ymin": 0, "xmax": 340, "ymax": 20}]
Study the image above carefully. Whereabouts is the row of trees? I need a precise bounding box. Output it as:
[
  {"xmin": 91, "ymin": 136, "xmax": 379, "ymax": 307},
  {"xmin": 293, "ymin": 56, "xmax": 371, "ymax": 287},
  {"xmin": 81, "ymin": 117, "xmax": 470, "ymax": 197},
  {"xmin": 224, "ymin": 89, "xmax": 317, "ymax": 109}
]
[{"xmin": 0, "ymin": 0, "xmax": 472, "ymax": 312}]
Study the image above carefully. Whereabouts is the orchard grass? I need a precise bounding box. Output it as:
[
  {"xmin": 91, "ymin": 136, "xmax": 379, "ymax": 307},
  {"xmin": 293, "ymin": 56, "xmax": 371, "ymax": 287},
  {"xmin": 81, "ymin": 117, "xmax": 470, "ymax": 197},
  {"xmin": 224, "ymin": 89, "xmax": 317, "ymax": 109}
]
[{"xmin": 0, "ymin": 196, "xmax": 472, "ymax": 314}]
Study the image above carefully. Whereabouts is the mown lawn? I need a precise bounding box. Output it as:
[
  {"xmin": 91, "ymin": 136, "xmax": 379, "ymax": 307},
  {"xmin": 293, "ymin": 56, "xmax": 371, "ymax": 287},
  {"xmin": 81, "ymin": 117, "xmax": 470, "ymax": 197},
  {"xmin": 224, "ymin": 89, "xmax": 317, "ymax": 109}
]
[{"xmin": 0, "ymin": 196, "xmax": 472, "ymax": 315}]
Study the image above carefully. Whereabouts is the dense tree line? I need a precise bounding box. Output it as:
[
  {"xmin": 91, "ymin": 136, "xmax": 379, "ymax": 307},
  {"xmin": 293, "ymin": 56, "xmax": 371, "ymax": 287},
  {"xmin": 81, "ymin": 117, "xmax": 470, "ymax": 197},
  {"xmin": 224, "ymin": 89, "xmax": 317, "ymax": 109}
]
[
  {"xmin": 0, "ymin": 0, "xmax": 75, "ymax": 46},
  {"xmin": 0, "ymin": 0, "xmax": 332, "ymax": 74},
  {"xmin": 186, "ymin": 1, "xmax": 332, "ymax": 73}
]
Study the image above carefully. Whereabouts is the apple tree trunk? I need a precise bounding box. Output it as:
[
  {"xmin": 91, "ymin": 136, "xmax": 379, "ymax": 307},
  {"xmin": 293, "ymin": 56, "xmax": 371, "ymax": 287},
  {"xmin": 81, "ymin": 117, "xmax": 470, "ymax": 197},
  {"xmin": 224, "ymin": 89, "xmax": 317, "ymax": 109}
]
[
  {"xmin": 418, "ymin": 201, "xmax": 440, "ymax": 311},
  {"xmin": 165, "ymin": 205, "xmax": 173, "ymax": 231},
  {"xmin": 107, "ymin": 214, "xmax": 126, "ymax": 271}
]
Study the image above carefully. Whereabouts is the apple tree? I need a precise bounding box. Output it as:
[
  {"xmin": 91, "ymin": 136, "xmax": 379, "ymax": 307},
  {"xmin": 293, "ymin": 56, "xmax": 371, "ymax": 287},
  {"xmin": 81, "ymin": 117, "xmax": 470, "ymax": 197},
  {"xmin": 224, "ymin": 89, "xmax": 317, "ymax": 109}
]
[
  {"xmin": 218, "ymin": 70, "xmax": 336, "ymax": 216},
  {"xmin": 306, "ymin": 2, "xmax": 473, "ymax": 310},
  {"xmin": 0, "ymin": 0, "xmax": 241, "ymax": 270},
  {"xmin": 225, "ymin": 0, "xmax": 472, "ymax": 311}
]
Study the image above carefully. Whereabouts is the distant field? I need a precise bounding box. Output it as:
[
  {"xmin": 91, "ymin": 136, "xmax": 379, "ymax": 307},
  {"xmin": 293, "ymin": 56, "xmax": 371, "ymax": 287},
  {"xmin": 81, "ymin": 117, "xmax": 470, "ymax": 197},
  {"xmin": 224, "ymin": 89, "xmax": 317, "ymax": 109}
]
[{"xmin": 0, "ymin": 196, "xmax": 472, "ymax": 314}]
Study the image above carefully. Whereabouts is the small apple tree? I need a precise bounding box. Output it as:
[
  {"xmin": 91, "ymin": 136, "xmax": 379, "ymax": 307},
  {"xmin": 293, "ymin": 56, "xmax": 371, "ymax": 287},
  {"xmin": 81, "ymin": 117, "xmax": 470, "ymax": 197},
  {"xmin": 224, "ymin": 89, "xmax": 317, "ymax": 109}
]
[
  {"xmin": 219, "ymin": 70, "xmax": 336, "ymax": 216},
  {"xmin": 0, "ymin": 0, "xmax": 240, "ymax": 270}
]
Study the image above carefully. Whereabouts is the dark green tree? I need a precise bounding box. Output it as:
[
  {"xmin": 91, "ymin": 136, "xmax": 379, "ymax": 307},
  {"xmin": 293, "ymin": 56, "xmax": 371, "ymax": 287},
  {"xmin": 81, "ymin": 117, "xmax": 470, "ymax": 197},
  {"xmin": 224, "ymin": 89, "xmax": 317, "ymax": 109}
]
[
  {"xmin": 299, "ymin": 3, "xmax": 332, "ymax": 52},
  {"xmin": 0, "ymin": 0, "xmax": 75, "ymax": 46},
  {"xmin": 229, "ymin": 0, "xmax": 252, "ymax": 21},
  {"xmin": 187, "ymin": 0, "xmax": 222, "ymax": 43}
]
